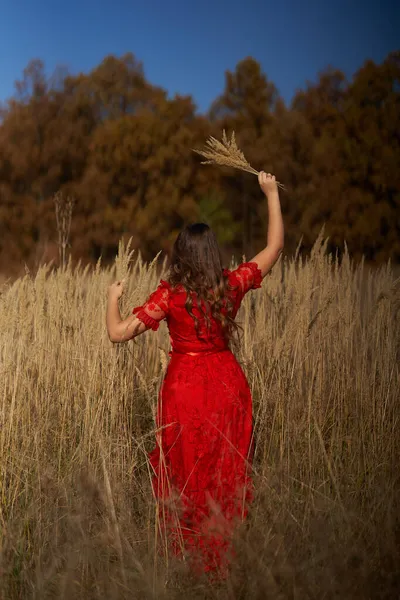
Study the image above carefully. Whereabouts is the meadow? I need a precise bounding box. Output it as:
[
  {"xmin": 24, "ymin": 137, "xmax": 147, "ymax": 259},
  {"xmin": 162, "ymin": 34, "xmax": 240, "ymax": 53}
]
[{"xmin": 0, "ymin": 235, "xmax": 399, "ymax": 599}]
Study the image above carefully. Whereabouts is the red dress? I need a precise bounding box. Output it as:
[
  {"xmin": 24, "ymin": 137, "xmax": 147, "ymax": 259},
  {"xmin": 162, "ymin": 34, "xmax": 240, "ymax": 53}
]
[{"xmin": 132, "ymin": 262, "xmax": 262, "ymax": 577}]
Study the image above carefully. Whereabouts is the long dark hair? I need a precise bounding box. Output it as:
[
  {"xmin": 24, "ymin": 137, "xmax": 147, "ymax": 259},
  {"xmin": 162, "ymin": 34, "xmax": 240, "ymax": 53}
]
[{"xmin": 167, "ymin": 223, "xmax": 239, "ymax": 342}]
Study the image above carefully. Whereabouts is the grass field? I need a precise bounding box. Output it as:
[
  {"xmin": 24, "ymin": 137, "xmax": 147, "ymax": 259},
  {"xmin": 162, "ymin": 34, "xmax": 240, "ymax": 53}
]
[{"xmin": 0, "ymin": 235, "xmax": 399, "ymax": 599}]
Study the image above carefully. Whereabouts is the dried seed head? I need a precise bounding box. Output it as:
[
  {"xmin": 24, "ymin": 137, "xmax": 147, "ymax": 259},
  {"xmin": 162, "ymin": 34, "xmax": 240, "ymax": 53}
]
[{"xmin": 193, "ymin": 130, "xmax": 285, "ymax": 189}]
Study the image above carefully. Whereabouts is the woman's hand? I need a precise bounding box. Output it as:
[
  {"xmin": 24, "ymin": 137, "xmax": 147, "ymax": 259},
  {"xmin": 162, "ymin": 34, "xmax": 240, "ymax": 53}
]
[
  {"xmin": 258, "ymin": 171, "xmax": 278, "ymax": 196},
  {"xmin": 108, "ymin": 279, "xmax": 125, "ymax": 301}
]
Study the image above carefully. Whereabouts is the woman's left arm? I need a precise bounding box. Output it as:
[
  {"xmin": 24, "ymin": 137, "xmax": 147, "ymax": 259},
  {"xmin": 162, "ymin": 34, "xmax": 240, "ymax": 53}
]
[{"xmin": 106, "ymin": 281, "xmax": 147, "ymax": 343}]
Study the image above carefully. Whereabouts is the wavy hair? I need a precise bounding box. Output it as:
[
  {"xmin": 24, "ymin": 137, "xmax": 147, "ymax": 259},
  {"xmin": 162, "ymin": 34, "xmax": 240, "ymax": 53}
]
[{"xmin": 167, "ymin": 223, "xmax": 240, "ymax": 343}]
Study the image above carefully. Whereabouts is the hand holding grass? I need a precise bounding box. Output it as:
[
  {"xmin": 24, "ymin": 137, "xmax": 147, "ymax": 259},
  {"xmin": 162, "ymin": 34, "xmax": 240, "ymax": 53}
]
[
  {"xmin": 108, "ymin": 279, "xmax": 125, "ymax": 301},
  {"xmin": 258, "ymin": 172, "xmax": 278, "ymax": 196}
]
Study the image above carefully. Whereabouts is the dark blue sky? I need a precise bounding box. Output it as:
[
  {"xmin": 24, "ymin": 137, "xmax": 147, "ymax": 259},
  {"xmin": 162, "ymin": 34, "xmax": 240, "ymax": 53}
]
[{"xmin": 0, "ymin": 0, "xmax": 398, "ymax": 112}]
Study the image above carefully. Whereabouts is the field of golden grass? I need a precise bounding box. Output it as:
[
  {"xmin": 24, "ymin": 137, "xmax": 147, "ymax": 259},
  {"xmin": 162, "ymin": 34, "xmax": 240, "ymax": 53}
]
[{"xmin": 0, "ymin": 235, "xmax": 399, "ymax": 599}]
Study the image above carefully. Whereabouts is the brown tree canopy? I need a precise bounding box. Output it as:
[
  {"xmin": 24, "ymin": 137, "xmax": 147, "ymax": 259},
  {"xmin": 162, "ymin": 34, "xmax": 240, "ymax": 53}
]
[{"xmin": 0, "ymin": 51, "xmax": 399, "ymax": 274}]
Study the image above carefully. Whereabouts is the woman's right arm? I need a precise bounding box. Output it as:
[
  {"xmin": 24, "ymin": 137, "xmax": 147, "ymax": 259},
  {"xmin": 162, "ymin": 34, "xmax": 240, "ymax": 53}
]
[{"xmin": 250, "ymin": 172, "xmax": 284, "ymax": 278}]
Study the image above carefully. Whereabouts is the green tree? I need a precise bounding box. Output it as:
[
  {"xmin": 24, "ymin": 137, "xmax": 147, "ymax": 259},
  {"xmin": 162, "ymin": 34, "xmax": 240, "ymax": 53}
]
[{"xmin": 197, "ymin": 191, "xmax": 239, "ymax": 246}]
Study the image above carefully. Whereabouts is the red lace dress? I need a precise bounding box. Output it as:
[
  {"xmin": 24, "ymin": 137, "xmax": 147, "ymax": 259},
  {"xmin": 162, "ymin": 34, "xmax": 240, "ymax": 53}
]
[{"xmin": 132, "ymin": 262, "xmax": 262, "ymax": 577}]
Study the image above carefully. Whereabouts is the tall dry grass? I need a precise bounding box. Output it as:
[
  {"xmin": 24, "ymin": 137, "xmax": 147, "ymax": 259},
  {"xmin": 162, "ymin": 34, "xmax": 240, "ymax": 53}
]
[{"xmin": 0, "ymin": 234, "xmax": 399, "ymax": 599}]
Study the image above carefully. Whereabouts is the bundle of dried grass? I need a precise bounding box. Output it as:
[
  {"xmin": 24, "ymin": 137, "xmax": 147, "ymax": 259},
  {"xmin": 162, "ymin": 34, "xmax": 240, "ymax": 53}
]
[{"xmin": 193, "ymin": 130, "xmax": 285, "ymax": 189}]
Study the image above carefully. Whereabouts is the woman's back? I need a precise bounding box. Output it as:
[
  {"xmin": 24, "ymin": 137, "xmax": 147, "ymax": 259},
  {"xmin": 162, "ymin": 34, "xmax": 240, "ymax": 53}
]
[{"xmin": 133, "ymin": 262, "xmax": 262, "ymax": 355}]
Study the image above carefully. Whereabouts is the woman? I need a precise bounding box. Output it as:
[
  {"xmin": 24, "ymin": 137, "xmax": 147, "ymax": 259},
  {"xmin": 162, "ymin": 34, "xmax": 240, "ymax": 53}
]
[{"xmin": 106, "ymin": 172, "xmax": 284, "ymax": 578}]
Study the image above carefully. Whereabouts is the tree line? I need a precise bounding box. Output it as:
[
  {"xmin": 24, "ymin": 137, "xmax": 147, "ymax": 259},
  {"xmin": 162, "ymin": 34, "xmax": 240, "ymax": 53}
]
[{"xmin": 0, "ymin": 51, "xmax": 399, "ymax": 274}]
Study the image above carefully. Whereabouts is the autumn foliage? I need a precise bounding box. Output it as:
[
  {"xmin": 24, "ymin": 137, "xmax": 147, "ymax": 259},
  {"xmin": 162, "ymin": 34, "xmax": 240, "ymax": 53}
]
[{"xmin": 0, "ymin": 51, "xmax": 399, "ymax": 273}]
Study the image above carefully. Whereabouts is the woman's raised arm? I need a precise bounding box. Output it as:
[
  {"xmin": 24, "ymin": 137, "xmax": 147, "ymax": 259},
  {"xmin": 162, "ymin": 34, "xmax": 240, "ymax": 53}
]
[{"xmin": 250, "ymin": 172, "xmax": 284, "ymax": 278}]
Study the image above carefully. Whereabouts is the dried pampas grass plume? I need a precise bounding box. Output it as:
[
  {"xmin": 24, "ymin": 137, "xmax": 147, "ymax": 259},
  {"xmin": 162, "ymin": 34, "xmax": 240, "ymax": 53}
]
[{"xmin": 193, "ymin": 130, "xmax": 285, "ymax": 189}]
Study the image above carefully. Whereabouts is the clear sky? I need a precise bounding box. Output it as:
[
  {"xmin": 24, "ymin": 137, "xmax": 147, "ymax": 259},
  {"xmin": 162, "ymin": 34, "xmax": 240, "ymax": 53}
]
[{"xmin": 0, "ymin": 0, "xmax": 398, "ymax": 113}]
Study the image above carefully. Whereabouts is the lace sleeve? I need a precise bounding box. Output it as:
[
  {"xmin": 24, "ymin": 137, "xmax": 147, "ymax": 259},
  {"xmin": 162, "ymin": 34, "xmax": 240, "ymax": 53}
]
[
  {"xmin": 132, "ymin": 280, "xmax": 170, "ymax": 331},
  {"xmin": 229, "ymin": 262, "xmax": 263, "ymax": 295}
]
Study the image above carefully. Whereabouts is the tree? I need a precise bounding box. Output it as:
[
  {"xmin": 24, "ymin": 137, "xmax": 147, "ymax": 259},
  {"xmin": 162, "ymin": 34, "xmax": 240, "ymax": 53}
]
[
  {"xmin": 209, "ymin": 57, "xmax": 280, "ymax": 257},
  {"xmin": 72, "ymin": 94, "xmax": 209, "ymax": 261},
  {"xmin": 0, "ymin": 52, "xmax": 399, "ymax": 274},
  {"xmin": 292, "ymin": 56, "xmax": 400, "ymax": 261}
]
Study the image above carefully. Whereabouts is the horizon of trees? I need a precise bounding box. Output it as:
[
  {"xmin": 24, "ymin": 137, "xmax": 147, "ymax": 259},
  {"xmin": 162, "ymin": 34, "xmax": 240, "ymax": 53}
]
[{"xmin": 0, "ymin": 50, "xmax": 399, "ymax": 275}]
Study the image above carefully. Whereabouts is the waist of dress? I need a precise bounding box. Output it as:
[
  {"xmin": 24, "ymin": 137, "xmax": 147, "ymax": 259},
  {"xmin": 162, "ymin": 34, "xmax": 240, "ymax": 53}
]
[{"xmin": 169, "ymin": 348, "xmax": 229, "ymax": 357}]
